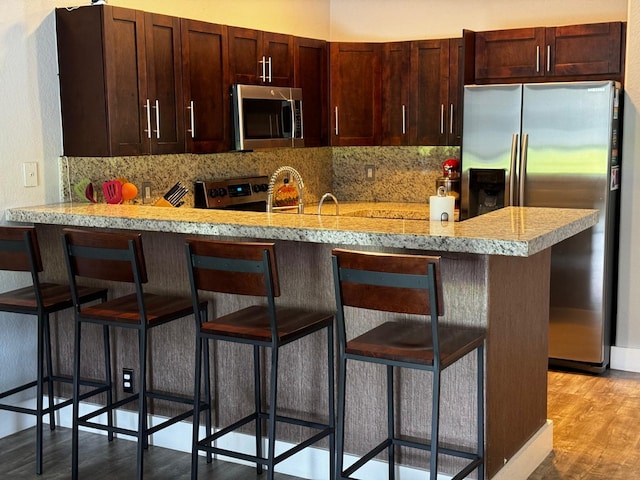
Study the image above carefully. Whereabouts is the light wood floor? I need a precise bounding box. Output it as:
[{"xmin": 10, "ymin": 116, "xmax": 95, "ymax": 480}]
[{"xmin": 2, "ymin": 369, "xmax": 640, "ymax": 479}]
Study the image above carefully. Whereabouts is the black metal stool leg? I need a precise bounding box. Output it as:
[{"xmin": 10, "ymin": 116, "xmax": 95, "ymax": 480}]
[
  {"xmin": 267, "ymin": 346, "xmax": 279, "ymax": 480},
  {"xmin": 478, "ymin": 345, "xmax": 485, "ymax": 480},
  {"xmin": 253, "ymin": 345, "xmax": 263, "ymax": 474},
  {"xmin": 203, "ymin": 336, "xmax": 212, "ymax": 464},
  {"xmin": 192, "ymin": 332, "xmax": 203, "ymax": 480},
  {"xmin": 387, "ymin": 364, "xmax": 395, "ymax": 480},
  {"xmin": 35, "ymin": 313, "xmax": 44, "ymax": 475},
  {"xmin": 430, "ymin": 370, "xmax": 441, "ymax": 480},
  {"xmin": 136, "ymin": 327, "xmax": 147, "ymax": 480},
  {"xmin": 336, "ymin": 353, "xmax": 347, "ymax": 480},
  {"xmin": 71, "ymin": 320, "xmax": 82, "ymax": 480},
  {"xmin": 327, "ymin": 326, "xmax": 336, "ymax": 480},
  {"xmin": 43, "ymin": 313, "xmax": 56, "ymax": 432},
  {"xmin": 102, "ymin": 324, "xmax": 114, "ymax": 442}
]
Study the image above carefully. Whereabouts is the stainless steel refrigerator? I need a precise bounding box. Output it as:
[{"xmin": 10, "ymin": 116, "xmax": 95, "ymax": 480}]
[{"xmin": 461, "ymin": 81, "xmax": 621, "ymax": 373}]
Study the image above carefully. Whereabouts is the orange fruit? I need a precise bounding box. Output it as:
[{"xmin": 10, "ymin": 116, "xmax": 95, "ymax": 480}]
[{"xmin": 121, "ymin": 182, "xmax": 138, "ymax": 201}]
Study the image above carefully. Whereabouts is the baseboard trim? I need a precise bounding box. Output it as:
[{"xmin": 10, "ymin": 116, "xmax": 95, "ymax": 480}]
[
  {"xmin": 611, "ymin": 346, "xmax": 640, "ymax": 373},
  {"xmin": 491, "ymin": 420, "xmax": 553, "ymax": 480},
  {"xmin": 1, "ymin": 397, "xmax": 553, "ymax": 479}
]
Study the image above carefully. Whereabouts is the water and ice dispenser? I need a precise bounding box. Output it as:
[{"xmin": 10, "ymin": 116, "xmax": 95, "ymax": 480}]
[{"xmin": 466, "ymin": 168, "xmax": 506, "ymax": 218}]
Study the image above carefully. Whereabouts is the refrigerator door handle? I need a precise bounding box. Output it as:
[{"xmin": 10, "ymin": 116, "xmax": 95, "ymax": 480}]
[
  {"xmin": 509, "ymin": 133, "xmax": 519, "ymax": 206},
  {"xmin": 519, "ymin": 133, "xmax": 529, "ymax": 206}
]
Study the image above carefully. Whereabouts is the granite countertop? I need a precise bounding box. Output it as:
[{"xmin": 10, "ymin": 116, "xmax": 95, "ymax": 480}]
[{"xmin": 5, "ymin": 202, "xmax": 598, "ymax": 257}]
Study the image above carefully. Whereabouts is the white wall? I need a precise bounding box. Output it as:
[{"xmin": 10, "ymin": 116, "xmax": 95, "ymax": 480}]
[{"xmin": 329, "ymin": 0, "xmax": 627, "ymax": 41}]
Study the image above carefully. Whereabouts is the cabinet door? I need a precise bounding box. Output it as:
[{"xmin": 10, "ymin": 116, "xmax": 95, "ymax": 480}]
[
  {"xmin": 448, "ymin": 38, "xmax": 463, "ymax": 146},
  {"xmin": 264, "ymin": 32, "xmax": 294, "ymax": 86},
  {"xmin": 381, "ymin": 42, "xmax": 410, "ymax": 146},
  {"xmin": 144, "ymin": 13, "xmax": 184, "ymax": 154},
  {"xmin": 228, "ymin": 27, "xmax": 261, "ymax": 84},
  {"xmin": 181, "ymin": 19, "xmax": 229, "ymax": 153},
  {"xmin": 330, "ymin": 42, "xmax": 382, "ymax": 146},
  {"xmin": 475, "ymin": 27, "xmax": 545, "ymax": 81},
  {"xmin": 103, "ymin": 7, "xmax": 149, "ymax": 156},
  {"xmin": 411, "ymin": 39, "xmax": 450, "ymax": 146},
  {"xmin": 547, "ymin": 22, "xmax": 623, "ymax": 77},
  {"xmin": 294, "ymin": 37, "xmax": 328, "ymax": 147}
]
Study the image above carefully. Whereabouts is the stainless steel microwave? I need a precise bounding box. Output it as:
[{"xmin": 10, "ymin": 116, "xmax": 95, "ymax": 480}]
[{"xmin": 231, "ymin": 84, "xmax": 304, "ymax": 150}]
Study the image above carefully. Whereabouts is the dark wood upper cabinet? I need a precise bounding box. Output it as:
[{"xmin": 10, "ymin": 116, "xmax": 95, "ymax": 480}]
[
  {"xmin": 471, "ymin": 22, "xmax": 624, "ymax": 84},
  {"xmin": 330, "ymin": 42, "xmax": 382, "ymax": 146},
  {"xmin": 228, "ymin": 27, "xmax": 293, "ymax": 86},
  {"xmin": 294, "ymin": 37, "xmax": 328, "ymax": 147},
  {"xmin": 381, "ymin": 42, "xmax": 411, "ymax": 146},
  {"xmin": 181, "ymin": 19, "xmax": 229, "ymax": 153},
  {"xmin": 547, "ymin": 22, "xmax": 623, "ymax": 77},
  {"xmin": 56, "ymin": 6, "xmax": 184, "ymax": 156}
]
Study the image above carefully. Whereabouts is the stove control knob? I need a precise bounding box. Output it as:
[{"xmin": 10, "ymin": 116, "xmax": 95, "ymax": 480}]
[
  {"xmin": 259, "ymin": 183, "xmax": 269, "ymax": 192},
  {"xmin": 217, "ymin": 188, "xmax": 227, "ymax": 197},
  {"xmin": 252, "ymin": 184, "xmax": 261, "ymax": 193}
]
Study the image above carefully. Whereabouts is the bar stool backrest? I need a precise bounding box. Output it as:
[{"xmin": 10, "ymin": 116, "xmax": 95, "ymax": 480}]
[
  {"xmin": 62, "ymin": 228, "xmax": 148, "ymax": 284},
  {"xmin": 0, "ymin": 226, "xmax": 42, "ymax": 273},
  {"xmin": 185, "ymin": 239, "xmax": 280, "ymax": 298},
  {"xmin": 331, "ymin": 248, "xmax": 443, "ymax": 315}
]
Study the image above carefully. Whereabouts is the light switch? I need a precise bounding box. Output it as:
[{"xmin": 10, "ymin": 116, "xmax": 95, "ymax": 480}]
[{"xmin": 22, "ymin": 162, "xmax": 38, "ymax": 187}]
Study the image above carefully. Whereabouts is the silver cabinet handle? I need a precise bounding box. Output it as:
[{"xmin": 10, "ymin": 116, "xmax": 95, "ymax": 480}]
[
  {"xmin": 536, "ymin": 46, "xmax": 540, "ymax": 73},
  {"xmin": 402, "ymin": 104, "xmax": 406, "ymax": 135},
  {"xmin": 519, "ymin": 133, "xmax": 529, "ymax": 205},
  {"xmin": 259, "ymin": 55, "xmax": 266, "ymax": 82},
  {"xmin": 187, "ymin": 100, "xmax": 195, "ymax": 138},
  {"xmin": 440, "ymin": 104, "xmax": 445, "ymax": 134},
  {"xmin": 449, "ymin": 104, "xmax": 454, "ymax": 135},
  {"xmin": 153, "ymin": 99, "xmax": 160, "ymax": 139},
  {"xmin": 268, "ymin": 56, "xmax": 272, "ymax": 82},
  {"xmin": 547, "ymin": 45, "xmax": 551, "ymax": 72},
  {"xmin": 334, "ymin": 106, "xmax": 339, "ymax": 135},
  {"xmin": 509, "ymin": 133, "xmax": 518, "ymax": 206},
  {"xmin": 144, "ymin": 99, "xmax": 151, "ymax": 139}
]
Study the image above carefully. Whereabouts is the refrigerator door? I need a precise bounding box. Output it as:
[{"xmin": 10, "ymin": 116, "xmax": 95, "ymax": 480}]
[
  {"xmin": 522, "ymin": 81, "xmax": 616, "ymax": 368},
  {"xmin": 461, "ymin": 84, "xmax": 523, "ymax": 219}
]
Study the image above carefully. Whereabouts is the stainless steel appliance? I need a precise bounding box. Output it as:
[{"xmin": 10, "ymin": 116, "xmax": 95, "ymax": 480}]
[
  {"xmin": 194, "ymin": 176, "xmax": 269, "ymax": 211},
  {"xmin": 231, "ymin": 84, "xmax": 304, "ymax": 151},
  {"xmin": 461, "ymin": 80, "xmax": 621, "ymax": 373}
]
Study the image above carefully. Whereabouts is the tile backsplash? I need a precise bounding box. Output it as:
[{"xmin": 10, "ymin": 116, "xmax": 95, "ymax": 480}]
[{"xmin": 60, "ymin": 146, "xmax": 460, "ymax": 206}]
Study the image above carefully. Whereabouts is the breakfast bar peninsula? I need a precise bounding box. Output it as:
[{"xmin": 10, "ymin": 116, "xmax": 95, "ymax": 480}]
[{"xmin": 6, "ymin": 203, "xmax": 597, "ymax": 479}]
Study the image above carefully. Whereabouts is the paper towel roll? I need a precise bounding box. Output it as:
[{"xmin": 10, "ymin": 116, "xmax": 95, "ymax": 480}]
[{"xmin": 429, "ymin": 195, "xmax": 455, "ymax": 221}]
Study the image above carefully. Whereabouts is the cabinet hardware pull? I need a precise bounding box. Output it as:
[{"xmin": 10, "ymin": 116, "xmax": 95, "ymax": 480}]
[
  {"xmin": 536, "ymin": 46, "xmax": 540, "ymax": 73},
  {"xmin": 187, "ymin": 100, "xmax": 195, "ymax": 138},
  {"xmin": 440, "ymin": 104, "xmax": 445, "ymax": 134},
  {"xmin": 268, "ymin": 56, "xmax": 272, "ymax": 82},
  {"xmin": 144, "ymin": 99, "xmax": 151, "ymax": 139},
  {"xmin": 335, "ymin": 106, "xmax": 339, "ymax": 135},
  {"xmin": 547, "ymin": 45, "xmax": 551, "ymax": 72},
  {"xmin": 402, "ymin": 104, "xmax": 406, "ymax": 135},
  {"xmin": 153, "ymin": 99, "xmax": 160, "ymax": 139},
  {"xmin": 259, "ymin": 55, "xmax": 267, "ymax": 82},
  {"xmin": 449, "ymin": 104, "xmax": 454, "ymax": 135}
]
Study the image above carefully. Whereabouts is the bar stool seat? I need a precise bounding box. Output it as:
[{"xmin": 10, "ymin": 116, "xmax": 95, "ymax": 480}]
[
  {"xmin": 0, "ymin": 226, "xmax": 109, "ymax": 475},
  {"xmin": 186, "ymin": 239, "xmax": 335, "ymax": 480},
  {"xmin": 62, "ymin": 228, "xmax": 207, "ymax": 480},
  {"xmin": 332, "ymin": 248, "xmax": 485, "ymax": 480}
]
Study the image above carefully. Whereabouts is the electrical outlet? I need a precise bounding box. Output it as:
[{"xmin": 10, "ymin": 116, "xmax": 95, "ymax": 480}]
[
  {"xmin": 142, "ymin": 182, "xmax": 152, "ymax": 204},
  {"xmin": 123, "ymin": 368, "xmax": 134, "ymax": 393},
  {"xmin": 365, "ymin": 164, "xmax": 375, "ymax": 181}
]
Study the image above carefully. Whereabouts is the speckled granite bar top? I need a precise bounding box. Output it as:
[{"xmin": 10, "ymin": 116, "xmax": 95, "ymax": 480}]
[{"xmin": 5, "ymin": 202, "xmax": 597, "ymax": 257}]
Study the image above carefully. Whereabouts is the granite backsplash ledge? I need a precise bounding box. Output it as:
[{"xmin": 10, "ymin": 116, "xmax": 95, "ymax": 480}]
[{"xmin": 60, "ymin": 146, "xmax": 459, "ymax": 206}]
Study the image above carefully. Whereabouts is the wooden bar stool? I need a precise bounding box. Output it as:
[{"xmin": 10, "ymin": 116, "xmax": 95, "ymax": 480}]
[
  {"xmin": 185, "ymin": 239, "xmax": 335, "ymax": 480},
  {"xmin": 62, "ymin": 228, "xmax": 207, "ymax": 480},
  {"xmin": 0, "ymin": 226, "xmax": 109, "ymax": 475},
  {"xmin": 331, "ymin": 249, "xmax": 485, "ymax": 480}
]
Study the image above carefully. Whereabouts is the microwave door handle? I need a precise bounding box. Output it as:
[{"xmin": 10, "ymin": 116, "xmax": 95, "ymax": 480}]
[
  {"xmin": 519, "ymin": 133, "xmax": 529, "ymax": 206},
  {"xmin": 509, "ymin": 133, "xmax": 518, "ymax": 206}
]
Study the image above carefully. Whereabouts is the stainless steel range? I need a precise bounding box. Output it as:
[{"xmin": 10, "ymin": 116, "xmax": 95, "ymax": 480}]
[{"xmin": 194, "ymin": 176, "xmax": 270, "ymax": 211}]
